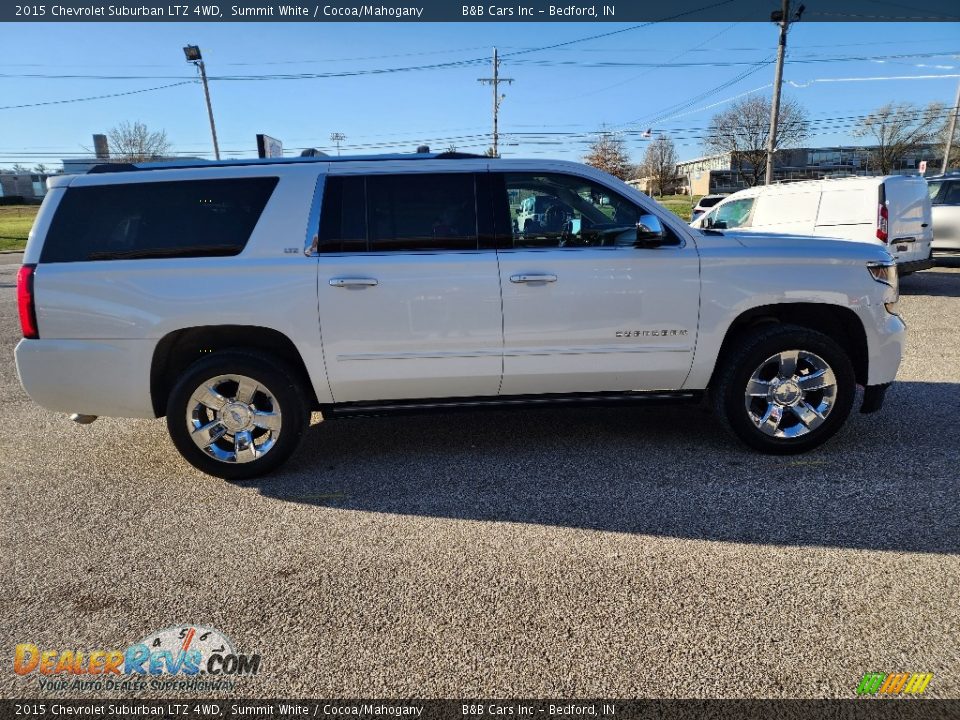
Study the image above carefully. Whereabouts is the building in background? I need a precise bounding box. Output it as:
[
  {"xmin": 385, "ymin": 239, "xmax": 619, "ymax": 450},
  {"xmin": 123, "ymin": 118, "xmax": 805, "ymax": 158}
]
[{"xmin": 677, "ymin": 144, "xmax": 943, "ymax": 196}]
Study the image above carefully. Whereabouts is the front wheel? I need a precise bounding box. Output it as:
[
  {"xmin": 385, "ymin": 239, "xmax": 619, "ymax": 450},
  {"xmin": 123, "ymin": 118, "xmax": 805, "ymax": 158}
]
[
  {"xmin": 166, "ymin": 350, "xmax": 310, "ymax": 480},
  {"xmin": 712, "ymin": 325, "xmax": 856, "ymax": 454}
]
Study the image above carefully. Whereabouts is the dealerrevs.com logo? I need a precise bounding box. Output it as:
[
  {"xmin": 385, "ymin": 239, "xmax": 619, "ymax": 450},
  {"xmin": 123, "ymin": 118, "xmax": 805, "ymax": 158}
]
[{"xmin": 14, "ymin": 625, "xmax": 261, "ymax": 692}]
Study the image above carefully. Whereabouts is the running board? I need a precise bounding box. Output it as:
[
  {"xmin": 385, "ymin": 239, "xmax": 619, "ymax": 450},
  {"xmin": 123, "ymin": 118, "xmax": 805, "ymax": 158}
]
[{"xmin": 326, "ymin": 390, "xmax": 704, "ymax": 418}]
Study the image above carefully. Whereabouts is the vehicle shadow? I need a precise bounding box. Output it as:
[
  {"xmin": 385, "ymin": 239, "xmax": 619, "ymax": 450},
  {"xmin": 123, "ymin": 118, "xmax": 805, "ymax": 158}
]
[
  {"xmin": 901, "ymin": 268, "xmax": 960, "ymax": 298},
  {"xmin": 252, "ymin": 380, "xmax": 960, "ymax": 554}
]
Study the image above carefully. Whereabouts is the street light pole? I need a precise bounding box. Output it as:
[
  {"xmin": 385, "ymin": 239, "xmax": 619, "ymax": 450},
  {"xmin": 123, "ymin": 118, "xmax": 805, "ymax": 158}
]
[{"xmin": 183, "ymin": 45, "xmax": 221, "ymax": 161}]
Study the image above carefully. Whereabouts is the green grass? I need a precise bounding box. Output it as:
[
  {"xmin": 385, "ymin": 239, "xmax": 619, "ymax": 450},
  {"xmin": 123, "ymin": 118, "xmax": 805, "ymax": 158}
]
[
  {"xmin": 0, "ymin": 205, "xmax": 39, "ymax": 251},
  {"xmin": 653, "ymin": 195, "xmax": 703, "ymax": 223}
]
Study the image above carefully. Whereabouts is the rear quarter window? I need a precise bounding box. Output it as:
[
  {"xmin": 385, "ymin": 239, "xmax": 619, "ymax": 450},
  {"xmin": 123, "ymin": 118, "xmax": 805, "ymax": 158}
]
[{"xmin": 40, "ymin": 177, "xmax": 279, "ymax": 263}]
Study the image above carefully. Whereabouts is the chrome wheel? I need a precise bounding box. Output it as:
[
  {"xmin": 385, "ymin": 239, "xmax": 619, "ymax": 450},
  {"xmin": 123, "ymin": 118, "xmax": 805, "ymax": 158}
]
[
  {"xmin": 185, "ymin": 374, "xmax": 282, "ymax": 464},
  {"xmin": 743, "ymin": 349, "xmax": 837, "ymax": 439}
]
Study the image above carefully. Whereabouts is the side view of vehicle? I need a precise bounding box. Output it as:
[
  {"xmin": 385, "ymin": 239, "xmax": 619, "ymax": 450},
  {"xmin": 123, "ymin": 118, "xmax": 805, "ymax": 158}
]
[
  {"xmin": 689, "ymin": 175, "xmax": 934, "ymax": 274},
  {"xmin": 927, "ymin": 172, "xmax": 960, "ymax": 257},
  {"xmin": 15, "ymin": 153, "xmax": 904, "ymax": 479}
]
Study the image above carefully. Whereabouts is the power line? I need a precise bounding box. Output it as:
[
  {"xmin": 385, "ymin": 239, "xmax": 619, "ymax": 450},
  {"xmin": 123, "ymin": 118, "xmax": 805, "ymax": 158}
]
[
  {"xmin": 4, "ymin": 49, "xmax": 956, "ymax": 82},
  {"xmin": 0, "ymin": 81, "xmax": 195, "ymax": 111}
]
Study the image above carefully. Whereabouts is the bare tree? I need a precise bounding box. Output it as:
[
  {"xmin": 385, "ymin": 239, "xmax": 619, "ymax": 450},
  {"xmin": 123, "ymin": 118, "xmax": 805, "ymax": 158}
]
[
  {"xmin": 584, "ymin": 132, "xmax": 632, "ymax": 180},
  {"xmin": 11, "ymin": 163, "xmax": 29, "ymax": 174},
  {"xmin": 107, "ymin": 121, "xmax": 172, "ymax": 162},
  {"xmin": 33, "ymin": 163, "xmax": 48, "ymax": 175},
  {"xmin": 705, "ymin": 96, "xmax": 809, "ymax": 187},
  {"xmin": 641, "ymin": 135, "xmax": 678, "ymax": 196},
  {"xmin": 852, "ymin": 102, "xmax": 946, "ymax": 174}
]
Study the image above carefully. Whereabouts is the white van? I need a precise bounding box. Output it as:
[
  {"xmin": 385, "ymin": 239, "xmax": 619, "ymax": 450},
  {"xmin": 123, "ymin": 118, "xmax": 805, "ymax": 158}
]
[{"xmin": 690, "ymin": 176, "xmax": 934, "ymax": 273}]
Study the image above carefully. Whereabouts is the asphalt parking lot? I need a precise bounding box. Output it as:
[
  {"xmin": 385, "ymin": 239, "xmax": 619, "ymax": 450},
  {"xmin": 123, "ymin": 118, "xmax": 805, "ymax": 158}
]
[{"xmin": 0, "ymin": 252, "xmax": 957, "ymax": 700}]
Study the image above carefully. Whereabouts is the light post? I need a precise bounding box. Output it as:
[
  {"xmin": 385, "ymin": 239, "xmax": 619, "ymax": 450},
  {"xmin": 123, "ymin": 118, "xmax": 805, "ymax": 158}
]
[{"xmin": 183, "ymin": 44, "xmax": 221, "ymax": 161}]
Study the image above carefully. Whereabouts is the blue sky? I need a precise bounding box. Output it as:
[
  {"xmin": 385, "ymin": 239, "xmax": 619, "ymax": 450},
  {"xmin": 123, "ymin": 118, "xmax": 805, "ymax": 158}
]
[{"xmin": 1, "ymin": 20, "xmax": 958, "ymax": 168}]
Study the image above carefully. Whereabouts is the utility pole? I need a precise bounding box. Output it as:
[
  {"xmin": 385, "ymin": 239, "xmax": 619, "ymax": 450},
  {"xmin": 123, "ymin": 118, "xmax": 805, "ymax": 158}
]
[
  {"xmin": 183, "ymin": 45, "xmax": 221, "ymax": 161},
  {"xmin": 330, "ymin": 132, "xmax": 346, "ymax": 156},
  {"xmin": 764, "ymin": 0, "xmax": 799, "ymax": 185},
  {"xmin": 941, "ymin": 77, "xmax": 960, "ymax": 174},
  {"xmin": 478, "ymin": 48, "xmax": 513, "ymax": 157}
]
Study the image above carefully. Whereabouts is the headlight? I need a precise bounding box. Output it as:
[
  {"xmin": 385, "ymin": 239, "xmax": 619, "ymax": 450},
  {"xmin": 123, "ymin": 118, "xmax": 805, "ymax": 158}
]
[{"xmin": 867, "ymin": 260, "xmax": 899, "ymax": 313}]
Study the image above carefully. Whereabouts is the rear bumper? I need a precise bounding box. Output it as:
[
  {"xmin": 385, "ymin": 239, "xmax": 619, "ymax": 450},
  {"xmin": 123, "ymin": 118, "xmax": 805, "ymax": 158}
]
[
  {"xmin": 897, "ymin": 256, "xmax": 934, "ymax": 274},
  {"xmin": 860, "ymin": 382, "xmax": 892, "ymax": 414},
  {"xmin": 15, "ymin": 338, "xmax": 156, "ymax": 418}
]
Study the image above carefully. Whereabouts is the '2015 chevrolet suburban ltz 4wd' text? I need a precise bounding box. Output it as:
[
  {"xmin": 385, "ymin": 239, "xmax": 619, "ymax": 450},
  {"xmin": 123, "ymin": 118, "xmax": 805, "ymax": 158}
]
[{"xmin": 15, "ymin": 153, "xmax": 904, "ymax": 479}]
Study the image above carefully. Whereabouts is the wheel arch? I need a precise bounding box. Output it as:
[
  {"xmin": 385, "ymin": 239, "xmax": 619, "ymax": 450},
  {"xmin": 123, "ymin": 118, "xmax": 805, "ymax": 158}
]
[
  {"xmin": 709, "ymin": 303, "xmax": 869, "ymax": 390},
  {"xmin": 150, "ymin": 325, "xmax": 319, "ymax": 418}
]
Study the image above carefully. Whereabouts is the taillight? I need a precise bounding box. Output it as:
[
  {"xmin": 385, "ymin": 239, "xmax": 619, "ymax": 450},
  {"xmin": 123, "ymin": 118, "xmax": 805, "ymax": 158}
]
[
  {"xmin": 16, "ymin": 264, "xmax": 38, "ymax": 339},
  {"xmin": 877, "ymin": 182, "xmax": 888, "ymax": 243},
  {"xmin": 876, "ymin": 203, "xmax": 889, "ymax": 243}
]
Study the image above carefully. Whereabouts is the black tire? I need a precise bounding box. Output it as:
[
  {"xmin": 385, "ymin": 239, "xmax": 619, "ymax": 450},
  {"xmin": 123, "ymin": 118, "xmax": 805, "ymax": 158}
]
[
  {"xmin": 166, "ymin": 350, "xmax": 310, "ymax": 480},
  {"xmin": 712, "ymin": 324, "xmax": 856, "ymax": 454}
]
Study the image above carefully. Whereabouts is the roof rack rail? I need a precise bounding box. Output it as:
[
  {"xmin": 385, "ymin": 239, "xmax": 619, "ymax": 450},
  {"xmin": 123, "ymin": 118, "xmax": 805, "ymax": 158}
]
[{"xmin": 86, "ymin": 150, "xmax": 488, "ymax": 174}]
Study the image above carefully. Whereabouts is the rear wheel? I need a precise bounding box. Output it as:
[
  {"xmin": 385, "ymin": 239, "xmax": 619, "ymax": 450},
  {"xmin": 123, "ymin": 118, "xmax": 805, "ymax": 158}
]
[
  {"xmin": 712, "ymin": 325, "xmax": 856, "ymax": 454},
  {"xmin": 166, "ymin": 350, "xmax": 309, "ymax": 480}
]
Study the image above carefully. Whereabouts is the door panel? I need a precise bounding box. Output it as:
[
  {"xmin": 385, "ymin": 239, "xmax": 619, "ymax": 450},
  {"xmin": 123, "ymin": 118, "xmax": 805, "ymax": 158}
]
[
  {"xmin": 497, "ymin": 246, "xmax": 699, "ymax": 394},
  {"xmin": 318, "ymin": 252, "xmax": 503, "ymax": 402}
]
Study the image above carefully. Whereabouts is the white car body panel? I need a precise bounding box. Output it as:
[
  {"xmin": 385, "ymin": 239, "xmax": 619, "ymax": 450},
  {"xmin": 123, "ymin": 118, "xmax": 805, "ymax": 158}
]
[
  {"xmin": 497, "ymin": 244, "xmax": 700, "ymax": 395},
  {"xmin": 317, "ymin": 251, "xmax": 504, "ymax": 402},
  {"xmin": 685, "ymin": 230, "xmax": 903, "ymax": 389}
]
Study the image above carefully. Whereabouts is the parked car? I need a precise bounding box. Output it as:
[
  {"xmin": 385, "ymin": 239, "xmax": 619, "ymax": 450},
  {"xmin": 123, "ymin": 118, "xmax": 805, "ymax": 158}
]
[
  {"xmin": 927, "ymin": 172, "xmax": 960, "ymax": 257},
  {"xmin": 690, "ymin": 194, "xmax": 726, "ymax": 222},
  {"xmin": 689, "ymin": 175, "xmax": 934, "ymax": 274},
  {"xmin": 15, "ymin": 153, "xmax": 904, "ymax": 479}
]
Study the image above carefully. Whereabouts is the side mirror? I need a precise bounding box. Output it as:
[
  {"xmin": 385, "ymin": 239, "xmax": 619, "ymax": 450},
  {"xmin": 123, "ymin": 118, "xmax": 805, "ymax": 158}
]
[{"xmin": 635, "ymin": 214, "xmax": 667, "ymax": 247}]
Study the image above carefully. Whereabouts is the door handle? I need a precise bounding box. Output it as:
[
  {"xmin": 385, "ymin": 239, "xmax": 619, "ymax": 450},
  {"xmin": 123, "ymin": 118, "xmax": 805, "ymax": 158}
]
[
  {"xmin": 510, "ymin": 273, "xmax": 557, "ymax": 284},
  {"xmin": 329, "ymin": 277, "xmax": 379, "ymax": 288}
]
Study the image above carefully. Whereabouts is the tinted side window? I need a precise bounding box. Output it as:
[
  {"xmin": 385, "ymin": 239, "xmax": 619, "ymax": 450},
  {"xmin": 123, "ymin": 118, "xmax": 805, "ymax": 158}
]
[
  {"xmin": 501, "ymin": 172, "xmax": 641, "ymax": 248},
  {"xmin": 317, "ymin": 175, "xmax": 367, "ymax": 253},
  {"xmin": 941, "ymin": 181, "xmax": 960, "ymax": 206},
  {"xmin": 318, "ymin": 173, "xmax": 479, "ymax": 252},
  {"xmin": 368, "ymin": 174, "xmax": 477, "ymax": 251},
  {"xmin": 41, "ymin": 178, "xmax": 278, "ymax": 263}
]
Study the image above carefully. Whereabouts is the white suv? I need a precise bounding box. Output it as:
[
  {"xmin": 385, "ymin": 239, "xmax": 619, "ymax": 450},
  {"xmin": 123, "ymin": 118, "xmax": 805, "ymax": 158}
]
[{"xmin": 15, "ymin": 153, "xmax": 904, "ymax": 479}]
